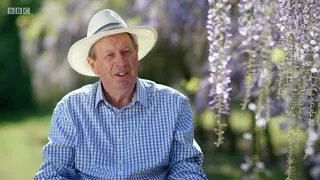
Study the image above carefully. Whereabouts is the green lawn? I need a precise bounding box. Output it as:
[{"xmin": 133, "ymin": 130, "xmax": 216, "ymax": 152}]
[
  {"xmin": 0, "ymin": 112, "xmax": 50, "ymax": 179},
  {"xmin": 0, "ymin": 108, "xmax": 305, "ymax": 179}
]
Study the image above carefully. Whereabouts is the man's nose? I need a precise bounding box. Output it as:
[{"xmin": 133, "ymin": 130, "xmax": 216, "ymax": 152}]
[{"xmin": 114, "ymin": 52, "xmax": 126, "ymax": 66}]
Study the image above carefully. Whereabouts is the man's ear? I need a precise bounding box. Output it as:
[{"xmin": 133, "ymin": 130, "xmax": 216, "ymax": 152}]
[
  {"xmin": 135, "ymin": 45, "xmax": 139, "ymax": 54},
  {"xmin": 87, "ymin": 57, "xmax": 98, "ymax": 75}
]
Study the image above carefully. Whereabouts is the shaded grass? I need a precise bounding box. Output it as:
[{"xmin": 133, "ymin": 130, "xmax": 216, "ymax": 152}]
[
  {"xmin": 203, "ymin": 152, "xmax": 286, "ymax": 179},
  {"xmin": 0, "ymin": 108, "xmax": 52, "ymax": 125}
]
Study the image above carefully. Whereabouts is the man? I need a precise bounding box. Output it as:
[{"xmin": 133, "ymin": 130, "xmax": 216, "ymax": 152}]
[{"xmin": 34, "ymin": 9, "xmax": 207, "ymax": 179}]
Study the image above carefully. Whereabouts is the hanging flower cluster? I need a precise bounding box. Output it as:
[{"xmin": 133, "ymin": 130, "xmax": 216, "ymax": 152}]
[
  {"xmin": 207, "ymin": 0, "xmax": 320, "ymax": 178},
  {"xmin": 276, "ymin": 0, "xmax": 320, "ymax": 178},
  {"xmin": 237, "ymin": 0, "xmax": 277, "ymax": 120},
  {"xmin": 229, "ymin": 0, "xmax": 278, "ymax": 178},
  {"xmin": 207, "ymin": 0, "xmax": 232, "ymax": 147},
  {"xmin": 277, "ymin": 0, "xmax": 320, "ymax": 124}
]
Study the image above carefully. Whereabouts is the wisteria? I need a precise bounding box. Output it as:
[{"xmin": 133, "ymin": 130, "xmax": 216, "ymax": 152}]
[
  {"xmin": 237, "ymin": 0, "xmax": 277, "ymax": 119},
  {"xmin": 276, "ymin": 0, "xmax": 320, "ymax": 178},
  {"xmin": 233, "ymin": 0, "xmax": 277, "ymax": 178},
  {"xmin": 207, "ymin": 0, "xmax": 232, "ymax": 147},
  {"xmin": 206, "ymin": 0, "xmax": 320, "ymax": 179}
]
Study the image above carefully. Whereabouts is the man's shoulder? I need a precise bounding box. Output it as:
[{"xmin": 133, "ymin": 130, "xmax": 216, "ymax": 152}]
[
  {"xmin": 59, "ymin": 81, "xmax": 98, "ymax": 104},
  {"xmin": 140, "ymin": 78, "xmax": 187, "ymax": 100}
]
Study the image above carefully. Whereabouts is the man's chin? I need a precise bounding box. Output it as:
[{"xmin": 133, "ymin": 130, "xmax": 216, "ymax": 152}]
[{"xmin": 116, "ymin": 80, "xmax": 135, "ymax": 90}]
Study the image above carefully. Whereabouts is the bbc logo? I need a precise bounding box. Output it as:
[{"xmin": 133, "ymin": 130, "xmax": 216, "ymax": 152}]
[{"xmin": 7, "ymin": 7, "xmax": 30, "ymax": 14}]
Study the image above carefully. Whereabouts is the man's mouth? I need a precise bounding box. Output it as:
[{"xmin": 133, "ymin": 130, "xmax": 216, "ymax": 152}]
[{"xmin": 116, "ymin": 72, "xmax": 128, "ymax": 77}]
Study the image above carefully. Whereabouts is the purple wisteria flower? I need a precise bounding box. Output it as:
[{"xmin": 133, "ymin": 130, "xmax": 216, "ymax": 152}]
[{"xmin": 207, "ymin": 0, "xmax": 233, "ymax": 146}]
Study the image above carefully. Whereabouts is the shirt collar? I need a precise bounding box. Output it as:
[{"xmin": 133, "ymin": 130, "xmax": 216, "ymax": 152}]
[
  {"xmin": 132, "ymin": 78, "xmax": 149, "ymax": 107},
  {"xmin": 95, "ymin": 81, "xmax": 104, "ymax": 108},
  {"xmin": 95, "ymin": 78, "xmax": 149, "ymax": 108}
]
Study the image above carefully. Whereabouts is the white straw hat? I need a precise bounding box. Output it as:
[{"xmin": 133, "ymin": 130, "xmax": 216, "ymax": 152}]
[{"xmin": 67, "ymin": 9, "xmax": 158, "ymax": 76}]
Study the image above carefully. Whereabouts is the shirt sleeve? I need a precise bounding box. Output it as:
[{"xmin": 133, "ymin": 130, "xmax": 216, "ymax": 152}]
[
  {"xmin": 167, "ymin": 97, "xmax": 208, "ymax": 180},
  {"xmin": 34, "ymin": 100, "xmax": 77, "ymax": 179}
]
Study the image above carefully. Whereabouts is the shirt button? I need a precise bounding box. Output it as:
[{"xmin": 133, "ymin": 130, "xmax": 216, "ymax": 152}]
[
  {"xmin": 119, "ymin": 170, "xmax": 123, "ymax": 175},
  {"xmin": 119, "ymin": 160, "xmax": 123, "ymax": 164},
  {"xmin": 118, "ymin": 137, "xmax": 122, "ymax": 143}
]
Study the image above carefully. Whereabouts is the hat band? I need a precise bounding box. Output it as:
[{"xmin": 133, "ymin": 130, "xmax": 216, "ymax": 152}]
[{"xmin": 93, "ymin": 22, "xmax": 127, "ymax": 35}]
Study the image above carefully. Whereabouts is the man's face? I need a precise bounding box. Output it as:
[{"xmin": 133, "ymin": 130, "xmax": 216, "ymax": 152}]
[{"xmin": 87, "ymin": 33, "xmax": 139, "ymax": 90}]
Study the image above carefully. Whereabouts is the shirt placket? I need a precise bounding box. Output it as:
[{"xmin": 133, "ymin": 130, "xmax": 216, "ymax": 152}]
[{"xmin": 116, "ymin": 109, "xmax": 124, "ymax": 178}]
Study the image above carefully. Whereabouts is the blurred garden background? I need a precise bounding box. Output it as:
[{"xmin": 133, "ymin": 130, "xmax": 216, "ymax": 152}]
[{"xmin": 0, "ymin": 0, "xmax": 315, "ymax": 179}]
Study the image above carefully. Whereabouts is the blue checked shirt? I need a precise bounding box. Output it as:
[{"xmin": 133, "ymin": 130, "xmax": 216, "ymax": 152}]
[{"xmin": 34, "ymin": 78, "xmax": 207, "ymax": 179}]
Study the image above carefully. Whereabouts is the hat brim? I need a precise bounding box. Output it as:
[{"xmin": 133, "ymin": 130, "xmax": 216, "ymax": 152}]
[{"xmin": 68, "ymin": 26, "xmax": 158, "ymax": 76}]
